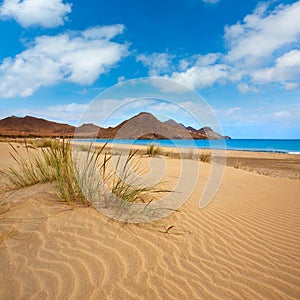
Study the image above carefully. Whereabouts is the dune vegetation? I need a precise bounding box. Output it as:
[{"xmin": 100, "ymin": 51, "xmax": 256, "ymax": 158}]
[{"xmin": 5, "ymin": 140, "xmax": 161, "ymax": 208}]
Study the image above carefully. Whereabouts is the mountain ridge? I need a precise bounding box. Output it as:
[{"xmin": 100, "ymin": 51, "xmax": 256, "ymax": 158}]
[{"xmin": 0, "ymin": 113, "xmax": 230, "ymax": 140}]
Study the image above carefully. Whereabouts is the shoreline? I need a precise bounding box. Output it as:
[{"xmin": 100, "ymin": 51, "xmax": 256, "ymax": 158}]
[
  {"xmin": 1, "ymin": 140, "xmax": 299, "ymax": 179},
  {"xmin": 73, "ymin": 138, "xmax": 300, "ymax": 155},
  {"xmin": 71, "ymin": 139, "xmax": 300, "ymax": 158},
  {"xmin": 1, "ymin": 137, "xmax": 299, "ymax": 154},
  {"xmin": 105, "ymin": 143, "xmax": 300, "ymax": 179}
]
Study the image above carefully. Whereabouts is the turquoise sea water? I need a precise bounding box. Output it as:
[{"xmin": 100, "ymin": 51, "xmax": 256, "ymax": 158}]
[{"xmin": 77, "ymin": 139, "xmax": 300, "ymax": 154}]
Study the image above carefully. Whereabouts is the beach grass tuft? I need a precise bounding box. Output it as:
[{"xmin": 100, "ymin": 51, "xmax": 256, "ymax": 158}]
[
  {"xmin": 27, "ymin": 138, "xmax": 53, "ymax": 148},
  {"xmin": 5, "ymin": 140, "xmax": 164, "ymax": 208},
  {"xmin": 234, "ymin": 160, "xmax": 244, "ymax": 169},
  {"xmin": 7, "ymin": 140, "xmax": 87, "ymax": 206},
  {"xmin": 146, "ymin": 143, "xmax": 162, "ymax": 157},
  {"xmin": 199, "ymin": 152, "xmax": 211, "ymax": 163}
]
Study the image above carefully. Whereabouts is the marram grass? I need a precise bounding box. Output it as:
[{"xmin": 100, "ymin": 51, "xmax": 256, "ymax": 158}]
[
  {"xmin": 7, "ymin": 140, "xmax": 86, "ymax": 206},
  {"xmin": 146, "ymin": 143, "xmax": 162, "ymax": 157},
  {"xmin": 6, "ymin": 140, "xmax": 164, "ymax": 208},
  {"xmin": 199, "ymin": 152, "xmax": 211, "ymax": 163}
]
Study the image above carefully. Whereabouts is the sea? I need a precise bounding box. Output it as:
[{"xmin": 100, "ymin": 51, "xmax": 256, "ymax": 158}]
[{"xmin": 77, "ymin": 139, "xmax": 300, "ymax": 154}]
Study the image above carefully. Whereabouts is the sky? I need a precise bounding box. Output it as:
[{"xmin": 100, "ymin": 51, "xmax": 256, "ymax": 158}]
[{"xmin": 0, "ymin": 0, "xmax": 299, "ymax": 138}]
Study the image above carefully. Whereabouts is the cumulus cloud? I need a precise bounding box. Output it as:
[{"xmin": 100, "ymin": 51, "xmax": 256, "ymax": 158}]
[
  {"xmin": 170, "ymin": 63, "xmax": 230, "ymax": 89},
  {"xmin": 136, "ymin": 53, "xmax": 175, "ymax": 76},
  {"xmin": 0, "ymin": 25, "xmax": 128, "ymax": 98},
  {"xmin": 0, "ymin": 0, "xmax": 72, "ymax": 28},
  {"xmin": 169, "ymin": 54, "xmax": 231, "ymax": 90},
  {"xmin": 138, "ymin": 53, "xmax": 231, "ymax": 90},
  {"xmin": 140, "ymin": 2, "xmax": 300, "ymax": 93},
  {"xmin": 252, "ymin": 50, "xmax": 300, "ymax": 88},
  {"xmin": 237, "ymin": 83, "xmax": 259, "ymax": 94},
  {"xmin": 225, "ymin": 1, "xmax": 300, "ymax": 91},
  {"xmin": 178, "ymin": 53, "xmax": 220, "ymax": 71},
  {"xmin": 225, "ymin": 1, "xmax": 300, "ymax": 66}
]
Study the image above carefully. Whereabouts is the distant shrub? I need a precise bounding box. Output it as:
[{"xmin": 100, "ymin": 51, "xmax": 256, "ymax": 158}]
[
  {"xmin": 146, "ymin": 143, "xmax": 162, "ymax": 157},
  {"xmin": 185, "ymin": 148, "xmax": 196, "ymax": 160},
  {"xmin": 234, "ymin": 160, "xmax": 243, "ymax": 169},
  {"xmin": 28, "ymin": 138, "xmax": 53, "ymax": 148},
  {"xmin": 199, "ymin": 152, "xmax": 211, "ymax": 163}
]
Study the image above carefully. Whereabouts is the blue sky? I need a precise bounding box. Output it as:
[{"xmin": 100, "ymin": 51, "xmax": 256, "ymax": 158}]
[{"xmin": 0, "ymin": 0, "xmax": 299, "ymax": 138}]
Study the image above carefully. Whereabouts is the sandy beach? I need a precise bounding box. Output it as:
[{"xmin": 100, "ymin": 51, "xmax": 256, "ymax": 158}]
[{"xmin": 1, "ymin": 141, "xmax": 300, "ymax": 299}]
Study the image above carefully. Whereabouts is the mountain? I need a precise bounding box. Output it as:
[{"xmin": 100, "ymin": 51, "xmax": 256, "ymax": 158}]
[
  {"xmin": 75, "ymin": 123, "xmax": 101, "ymax": 137},
  {"xmin": 163, "ymin": 118, "xmax": 230, "ymax": 139},
  {"xmin": 0, "ymin": 113, "xmax": 230, "ymax": 139},
  {"xmin": 111, "ymin": 112, "xmax": 193, "ymax": 139},
  {"xmin": 164, "ymin": 119, "xmax": 186, "ymax": 130},
  {"xmin": 0, "ymin": 115, "xmax": 75, "ymax": 137},
  {"xmin": 197, "ymin": 127, "xmax": 224, "ymax": 139}
]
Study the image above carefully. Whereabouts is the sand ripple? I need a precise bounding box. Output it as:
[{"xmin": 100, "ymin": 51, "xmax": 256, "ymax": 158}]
[{"xmin": 1, "ymin": 162, "xmax": 300, "ymax": 299}]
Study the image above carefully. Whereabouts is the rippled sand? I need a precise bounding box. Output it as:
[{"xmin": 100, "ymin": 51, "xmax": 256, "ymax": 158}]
[{"xmin": 1, "ymin": 142, "xmax": 300, "ymax": 299}]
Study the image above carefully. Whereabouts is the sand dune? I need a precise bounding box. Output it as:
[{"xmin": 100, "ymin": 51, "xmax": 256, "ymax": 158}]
[{"xmin": 1, "ymin": 142, "xmax": 300, "ymax": 299}]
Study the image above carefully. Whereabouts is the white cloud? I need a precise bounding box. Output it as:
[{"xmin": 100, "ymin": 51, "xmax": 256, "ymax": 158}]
[
  {"xmin": 214, "ymin": 105, "xmax": 300, "ymax": 129},
  {"xmin": 284, "ymin": 82, "xmax": 298, "ymax": 90},
  {"xmin": 12, "ymin": 99, "xmax": 146, "ymax": 126},
  {"xmin": 171, "ymin": 54, "xmax": 230, "ymax": 89},
  {"xmin": 151, "ymin": 2, "xmax": 300, "ymax": 92},
  {"xmin": 118, "ymin": 76, "xmax": 125, "ymax": 83},
  {"xmin": 263, "ymin": 106, "xmax": 300, "ymax": 125},
  {"xmin": 178, "ymin": 53, "xmax": 220, "ymax": 71},
  {"xmin": 139, "ymin": 53, "xmax": 231, "ymax": 90},
  {"xmin": 170, "ymin": 63, "xmax": 230, "ymax": 89},
  {"xmin": 237, "ymin": 83, "xmax": 259, "ymax": 94},
  {"xmin": 79, "ymin": 98, "xmax": 136, "ymax": 126},
  {"xmin": 225, "ymin": 1, "xmax": 300, "ymax": 66},
  {"xmin": 148, "ymin": 77, "xmax": 191, "ymax": 93},
  {"xmin": 82, "ymin": 26, "xmax": 124, "ymax": 40},
  {"xmin": 0, "ymin": 0, "xmax": 72, "ymax": 28},
  {"xmin": 252, "ymin": 50, "xmax": 300, "ymax": 87},
  {"xmin": 213, "ymin": 106, "xmax": 243, "ymax": 126},
  {"xmin": 215, "ymin": 106, "xmax": 241, "ymax": 116},
  {"xmin": 136, "ymin": 53, "xmax": 175, "ymax": 76},
  {"xmin": 21, "ymin": 103, "xmax": 88, "ymax": 123},
  {"xmin": 0, "ymin": 25, "xmax": 128, "ymax": 98}
]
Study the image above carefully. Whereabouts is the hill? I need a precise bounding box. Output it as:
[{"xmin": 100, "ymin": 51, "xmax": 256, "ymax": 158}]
[
  {"xmin": 0, "ymin": 115, "xmax": 74, "ymax": 137},
  {"xmin": 0, "ymin": 113, "xmax": 230, "ymax": 139}
]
